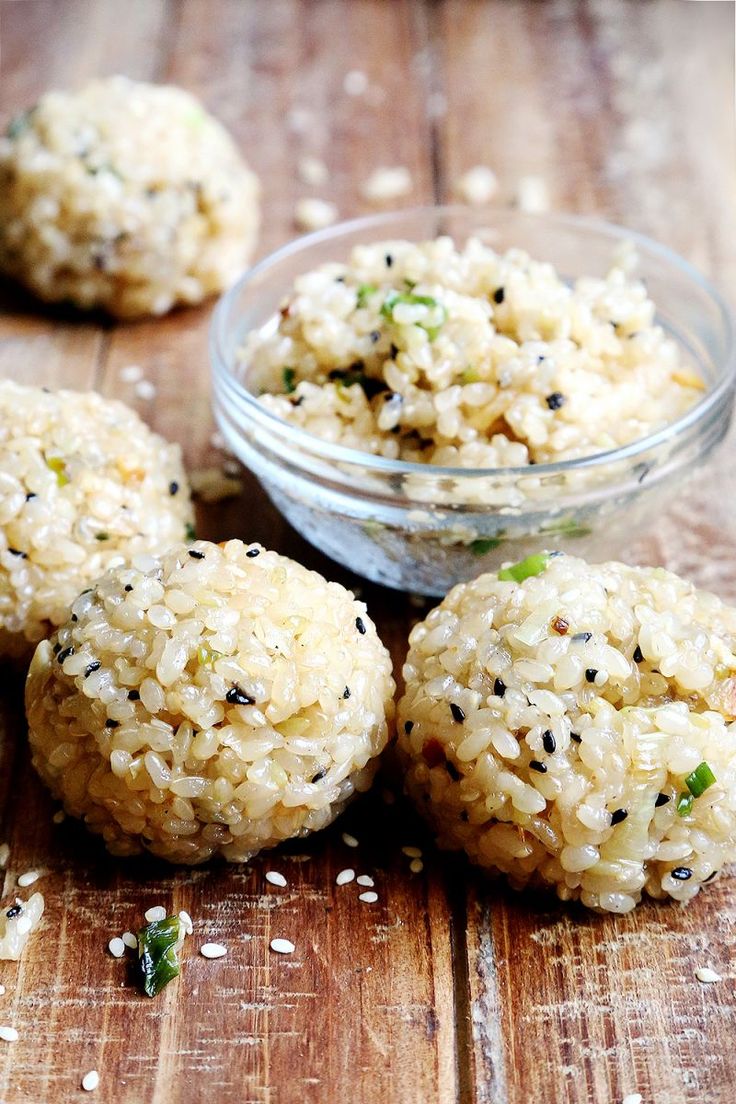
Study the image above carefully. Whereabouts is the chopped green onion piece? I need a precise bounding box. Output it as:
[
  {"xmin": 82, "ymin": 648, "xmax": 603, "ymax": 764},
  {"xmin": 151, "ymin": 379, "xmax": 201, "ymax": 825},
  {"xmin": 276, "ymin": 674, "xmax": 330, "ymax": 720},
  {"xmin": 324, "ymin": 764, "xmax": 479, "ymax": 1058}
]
[
  {"xmin": 380, "ymin": 292, "xmax": 447, "ymax": 340},
  {"xmin": 137, "ymin": 916, "xmax": 183, "ymax": 998},
  {"xmin": 676, "ymin": 792, "xmax": 694, "ymax": 817},
  {"xmin": 6, "ymin": 110, "xmax": 33, "ymax": 139},
  {"xmin": 184, "ymin": 522, "xmax": 197, "ymax": 542},
  {"xmin": 470, "ymin": 537, "xmax": 502, "ymax": 556},
  {"xmin": 498, "ymin": 553, "xmax": 550, "ymax": 583},
  {"xmin": 461, "ymin": 368, "xmax": 481, "ymax": 384},
  {"xmin": 197, "ymin": 644, "xmax": 222, "ymax": 668},
  {"xmin": 685, "ymin": 761, "xmax": 716, "ymax": 798},
  {"xmin": 95, "ymin": 532, "xmax": 110, "ymax": 541},
  {"xmin": 356, "ymin": 284, "xmax": 378, "ymax": 308},
  {"xmin": 45, "ymin": 456, "xmax": 69, "ymax": 487},
  {"xmin": 282, "ymin": 367, "xmax": 297, "ymax": 394},
  {"xmin": 542, "ymin": 517, "xmax": 592, "ymax": 539}
]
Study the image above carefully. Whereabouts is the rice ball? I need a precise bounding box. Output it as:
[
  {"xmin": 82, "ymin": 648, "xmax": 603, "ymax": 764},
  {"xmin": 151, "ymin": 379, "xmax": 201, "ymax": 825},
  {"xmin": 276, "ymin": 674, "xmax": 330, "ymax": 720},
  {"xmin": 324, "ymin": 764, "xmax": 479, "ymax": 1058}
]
[
  {"xmin": 0, "ymin": 76, "xmax": 259, "ymax": 318},
  {"xmin": 26, "ymin": 540, "xmax": 395, "ymax": 864},
  {"xmin": 397, "ymin": 552, "xmax": 736, "ymax": 913},
  {"xmin": 0, "ymin": 380, "xmax": 193, "ymax": 657}
]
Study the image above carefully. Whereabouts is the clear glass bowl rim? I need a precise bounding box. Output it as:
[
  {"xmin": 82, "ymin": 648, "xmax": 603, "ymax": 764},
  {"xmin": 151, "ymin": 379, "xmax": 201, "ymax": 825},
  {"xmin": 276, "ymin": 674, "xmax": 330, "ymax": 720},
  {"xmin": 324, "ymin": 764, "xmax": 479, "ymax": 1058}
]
[{"xmin": 211, "ymin": 205, "xmax": 736, "ymax": 481}]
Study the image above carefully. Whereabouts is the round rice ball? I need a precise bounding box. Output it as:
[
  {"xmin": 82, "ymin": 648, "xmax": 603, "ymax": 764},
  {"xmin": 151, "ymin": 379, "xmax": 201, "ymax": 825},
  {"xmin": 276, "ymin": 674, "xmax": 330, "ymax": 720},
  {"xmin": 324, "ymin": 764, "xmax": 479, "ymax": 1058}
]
[
  {"xmin": 26, "ymin": 540, "xmax": 395, "ymax": 864},
  {"xmin": 0, "ymin": 76, "xmax": 260, "ymax": 318},
  {"xmin": 397, "ymin": 552, "xmax": 736, "ymax": 913},
  {"xmin": 0, "ymin": 380, "xmax": 193, "ymax": 658}
]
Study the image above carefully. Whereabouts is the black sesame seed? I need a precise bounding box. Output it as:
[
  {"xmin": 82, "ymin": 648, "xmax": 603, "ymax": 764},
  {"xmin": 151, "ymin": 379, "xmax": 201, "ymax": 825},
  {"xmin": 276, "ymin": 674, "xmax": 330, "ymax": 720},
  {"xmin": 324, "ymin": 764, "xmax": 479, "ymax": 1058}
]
[
  {"xmin": 655, "ymin": 792, "xmax": 670, "ymax": 807},
  {"xmin": 169, "ymin": 481, "xmax": 179, "ymax": 495},
  {"xmin": 5, "ymin": 905, "xmax": 22, "ymax": 919},
  {"xmin": 124, "ymin": 584, "xmax": 133, "ymax": 592},
  {"xmin": 446, "ymin": 760, "xmax": 462, "ymax": 782},
  {"xmin": 385, "ymin": 253, "xmax": 393, "ymax": 267},
  {"xmin": 369, "ymin": 330, "xmax": 381, "ymax": 344},
  {"xmin": 529, "ymin": 760, "xmax": 547, "ymax": 773},
  {"xmin": 84, "ymin": 661, "xmax": 101, "ymax": 678},
  {"xmin": 226, "ymin": 686, "xmax": 255, "ymax": 706},
  {"xmin": 70, "ymin": 614, "xmax": 78, "ymax": 622},
  {"xmin": 25, "ymin": 492, "xmax": 36, "ymax": 501},
  {"xmin": 546, "ymin": 392, "xmax": 566, "ymax": 411},
  {"xmin": 493, "ymin": 287, "xmax": 505, "ymax": 304},
  {"xmin": 450, "ymin": 703, "xmax": 465, "ymax": 724},
  {"xmin": 53, "ymin": 642, "xmax": 61, "ymax": 654},
  {"xmin": 8, "ymin": 548, "xmax": 26, "ymax": 557},
  {"xmin": 570, "ymin": 731, "xmax": 582, "ymax": 744},
  {"xmin": 572, "ymin": 632, "xmax": 592, "ymax": 643},
  {"xmin": 671, "ymin": 866, "xmax": 693, "ymax": 881},
  {"xmin": 246, "ymin": 548, "xmax": 260, "ymax": 558},
  {"xmin": 128, "ymin": 690, "xmax": 140, "ymax": 701},
  {"xmin": 343, "ymin": 686, "xmax": 351, "ymax": 699},
  {"xmin": 188, "ymin": 549, "xmax": 205, "ymax": 559},
  {"xmin": 585, "ymin": 668, "xmax": 598, "ymax": 683},
  {"xmin": 633, "ymin": 645, "xmax": 643, "ymax": 664},
  {"xmin": 493, "ymin": 677, "xmax": 506, "ymax": 698},
  {"xmin": 355, "ymin": 617, "xmax": 366, "ymax": 635},
  {"xmin": 105, "ymin": 719, "xmax": 120, "ymax": 729},
  {"xmin": 310, "ymin": 769, "xmax": 327, "ymax": 784},
  {"xmin": 542, "ymin": 730, "xmax": 556, "ymax": 754},
  {"xmin": 610, "ymin": 808, "xmax": 628, "ymax": 826},
  {"xmin": 404, "ymin": 720, "xmax": 414, "ymax": 735},
  {"xmin": 57, "ymin": 646, "xmax": 75, "ymax": 664}
]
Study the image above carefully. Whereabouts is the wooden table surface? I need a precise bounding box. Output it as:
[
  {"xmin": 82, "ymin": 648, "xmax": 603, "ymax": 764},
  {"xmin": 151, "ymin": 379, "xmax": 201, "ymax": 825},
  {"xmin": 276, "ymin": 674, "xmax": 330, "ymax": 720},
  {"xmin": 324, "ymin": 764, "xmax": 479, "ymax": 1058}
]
[{"xmin": 1, "ymin": 1, "xmax": 735, "ymax": 1101}]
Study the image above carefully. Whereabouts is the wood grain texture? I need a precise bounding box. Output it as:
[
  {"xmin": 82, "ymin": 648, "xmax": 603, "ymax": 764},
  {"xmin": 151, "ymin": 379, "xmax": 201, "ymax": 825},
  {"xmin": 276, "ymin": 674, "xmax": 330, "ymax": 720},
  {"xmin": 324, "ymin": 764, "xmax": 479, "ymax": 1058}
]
[{"xmin": 0, "ymin": 1, "xmax": 734, "ymax": 1102}]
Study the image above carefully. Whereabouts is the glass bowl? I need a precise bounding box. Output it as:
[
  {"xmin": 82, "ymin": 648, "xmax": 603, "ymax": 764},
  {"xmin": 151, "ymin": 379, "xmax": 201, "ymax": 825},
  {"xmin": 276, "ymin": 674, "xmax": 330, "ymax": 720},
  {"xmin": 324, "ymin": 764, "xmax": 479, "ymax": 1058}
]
[{"xmin": 210, "ymin": 206, "xmax": 736, "ymax": 596}]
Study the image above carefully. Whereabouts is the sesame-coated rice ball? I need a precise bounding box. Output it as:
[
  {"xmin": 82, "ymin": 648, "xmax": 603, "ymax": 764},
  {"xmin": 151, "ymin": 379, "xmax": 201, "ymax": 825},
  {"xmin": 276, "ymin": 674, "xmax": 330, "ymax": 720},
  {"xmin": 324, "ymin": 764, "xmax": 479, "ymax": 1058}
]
[
  {"xmin": 397, "ymin": 553, "xmax": 736, "ymax": 913},
  {"xmin": 0, "ymin": 380, "xmax": 193, "ymax": 658},
  {"xmin": 26, "ymin": 540, "xmax": 395, "ymax": 864},
  {"xmin": 0, "ymin": 76, "xmax": 259, "ymax": 318}
]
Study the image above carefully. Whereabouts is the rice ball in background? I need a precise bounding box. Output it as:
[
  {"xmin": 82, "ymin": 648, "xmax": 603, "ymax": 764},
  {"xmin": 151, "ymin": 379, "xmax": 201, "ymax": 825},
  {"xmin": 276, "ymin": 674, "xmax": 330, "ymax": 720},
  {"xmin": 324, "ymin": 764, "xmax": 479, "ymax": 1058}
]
[
  {"xmin": 26, "ymin": 541, "xmax": 395, "ymax": 864},
  {"xmin": 0, "ymin": 76, "xmax": 260, "ymax": 318},
  {"xmin": 0, "ymin": 380, "xmax": 193, "ymax": 658},
  {"xmin": 397, "ymin": 552, "xmax": 736, "ymax": 913}
]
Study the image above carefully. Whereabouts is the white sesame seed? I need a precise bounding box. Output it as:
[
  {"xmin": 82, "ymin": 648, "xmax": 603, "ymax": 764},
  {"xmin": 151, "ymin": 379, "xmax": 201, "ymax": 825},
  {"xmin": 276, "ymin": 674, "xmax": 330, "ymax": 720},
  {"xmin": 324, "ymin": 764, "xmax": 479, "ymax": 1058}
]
[
  {"xmin": 356, "ymin": 875, "xmax": 375, "ymax": 887},
  {"xmin": 119, "ymin": 364, "xmax": 143, "ymax": 383},
  {"xmin": 0, "ymin": 986, "xmax": 5, "ymax": 996},
  {"xmin": 695, "ymin": 966, "xmax": 722, "ymax": 983},
  {"xmin": 358, "ymin": 891, "xmax": 378, "ymax": 904},
  {"xmin": 621, "ymin": 1095, "xmax": 642, "ymax": 1104},
  {"xmin": 134, "ymin": 379, "xmax": 156, "ymax": 401},
  {"xmin": 402, "ymin": 846, "xmax": 422, "ymax": 859},
  {"xmin": 342, "ymin": 832, "xmax": 359, "ymax": 848},
  {"xmin": 294, "ymin": 197, "xmax": 338, "ymax": 232},
  {"xmin": 17, "ymin": 870, "xmax": 41, "ymax": 888},
  {"xmin": 409, "ymin": 859, "xmax": 424, "ymax": 874},
  {"xmin": 336, "ymin": 869, "xmax": 355, "ymax": 886},
  {"xmin": 455, "ymin": 166, "xmax": 499, "ymax": 207},
  {"xmin": 108, "ymin": 937, "xmax": 125, "ymax": 958},
  {"xmin": 361, "ymin": 167, "xmax": 413, "ymax": 203},
  {"xmin": 81, "ymin": 1070, "xmax": 99, "ymax": 1092},
  {"xmin": 144, "ymin": 906, "xmax": 166, "ymax": 923},
  {"xmin": 0, "ymin": 844, "xmax": 8, "ymax": 869},
  {"xmin": 0, "ymin": 1027, "xmax": 18, "ymax": 1042},
  {"xmin": 297, "ymin": 156, "xmax": 328, "ymax": 187},
  {"xmin": 343, "ymin": 69, "xmax": 369, "ymax": 96},
  {"xmin": 52, "ymin": 810, "xmax": 66, "ymax": 825},
  {"xmin": 265, "ymin": 871, "xmax": 288, "ymax": 888},
  {"xmin": 178, "ymin": 911, "xmax": 193, "ymax": 936},
  {"xmin": 270, "ymin": 938, "xmax": 295, "ymax": 954},
  {"xmin": 122, "ymin": 932, "xmax": 138, "ymax": 949},
  {"xmin": 200, "ymin": 943, "xmax": 227, "ymax": 959},
  {"xmin": 516, "ymin": 174, "xmax": 551, "ymax": 214}
]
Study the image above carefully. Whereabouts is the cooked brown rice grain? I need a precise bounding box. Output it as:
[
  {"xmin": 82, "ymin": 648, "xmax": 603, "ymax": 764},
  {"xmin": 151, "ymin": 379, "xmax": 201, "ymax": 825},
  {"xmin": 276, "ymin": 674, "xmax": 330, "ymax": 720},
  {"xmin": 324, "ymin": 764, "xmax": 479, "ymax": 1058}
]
[{"xmin": 26, "ymin": 540, "xmax": 395, "ymax": 864}]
